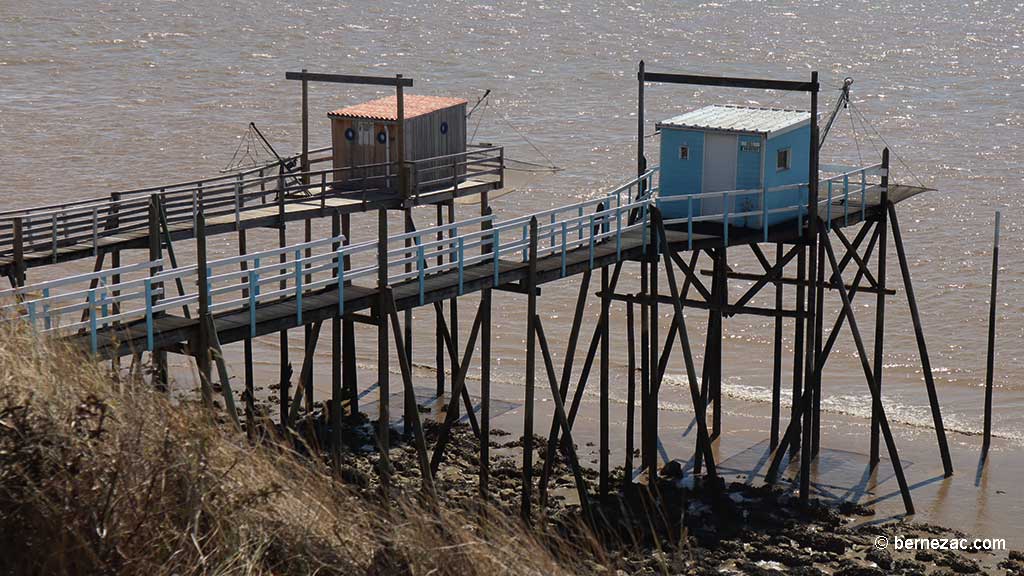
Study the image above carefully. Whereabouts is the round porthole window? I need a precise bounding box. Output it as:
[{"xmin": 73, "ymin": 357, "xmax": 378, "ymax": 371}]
[
  {"xmin": 377, "ymin": 131, "xmax": 387, "ymax": 144},
  {"xmin": 344, "ymin": 128, "xmax": 355, "ymax": 141},
  {"xmin": 440, "ymin": 121, "xmax": 449, "ymax": 135}
]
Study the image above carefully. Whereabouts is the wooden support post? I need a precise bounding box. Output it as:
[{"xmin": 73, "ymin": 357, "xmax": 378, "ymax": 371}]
[
  {"xmin": 812, "ymin": 233, "xmax": 826, "ymax": 457},
  {"xmin": 712, "ymin": 246, "xmax": 725, "ymax": 439},
  {"xmin": 480, "ymin": 202, "xmax": 493, "ymax": 499},
  {"xmin": 870, "ymin": 148, "xmax": 890, "ymax": 465},
  {"xmin": 521, "ymin": 217, "xmax": 538, "ymax": 523},
  {"xmin": 403, "ymin": 208, "xmax": 415, "ymax": 437},
  {"xmin": 538, "ymin": 269, "xmax": 593, "ymax": 509},
  {"xmin": 652, "ymin": 209, "xmax": 719, "ymax": 481},
  {"xmin": 385, "ymin": 291, "xmax": 436, "ymax": 497},
  {"xmin": 799, "ymin": 72, "xmax": 819, "ymax": 506},
  {"xmin": 304, "ymin": 218, "xmax": 314, "ymax": 415},
  {"xmin": 377, "ymin": 208, "xmax": 391, "ymax": 487},
  {"xmin": 821, "ymin": 233, "xmax": 914, "ymax": 514},
  {"xmin": 429, "ymin": 303, "xmax": 485, "ymax": 473},
  {"xmin": 431, "ymin": 303, "xmax": 482, "ymax": 436},
  {"xmin": 599, "ymin": 205, "xmax": 610, "ymax": 501},
  {"xmin": 435, "ymin": 204, "xmax": 446, "ymax": 397},
  {"xmin": 983, "ymin": 210, "xmax": 1001, "ymax": 457},
  {"xmin": 277, "ymin": 182, "xmax": 290, "ymax": 425},
  {"xmin": 396, "ymin": 74, "xmax": 407, "ymax": 200},
  {"xmin": 331, "ymin": 211, "xmax": 343, "ymax": 460},
  {"xmin": 208, "ymin": 317, "xmax": 241, "ymax": 427},
  {"xmin": 447, "ymin": 201, "xmax": 460, "ymax": 419},
  {"xmin": 648, "ymin": 227, "xmax": 659, "ymax": 483},
  {"xmin": 288, "ymin": 320, "xmax": 323, "ymax": 427},
  {"xmin": 342, "ymin": 213, "xmax": 358, "ymax": 417},
  {"xmin": 300, "ymin": 68, "xmax": 309, "ymax": 183},
  {"xmin": 771, "ymin": 242, "xmax": 784, "ymax": 449},
  {"xmin": 194, "ymin": 201, "xmax": 214, "ymax": 408},
  {"xmin": 889, "ymin": 204, "xmax": 954, "ymax": 477},
  {"xmin": 625, "ymin": 301, "xmax": 636, "ymax": 484},
  {"xmin": 148, "ymin": 195, "xmax": 168, "ymax": 389},
  {"xmin": 535, "ymin": 316, "xmax": 595, "ymax": 528},
  {"xmin": 790, "ymin": 243, "xmax": 806, "ymax": 459},
  {"xmin": 239, "ymin": 227, "xmax": 255, "ymax": 439}
]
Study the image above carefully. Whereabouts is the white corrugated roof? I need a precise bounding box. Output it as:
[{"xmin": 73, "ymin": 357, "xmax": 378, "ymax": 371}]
[{"xmin": 658, "ymin": 105, "xmax": 810, "ymax": 137}]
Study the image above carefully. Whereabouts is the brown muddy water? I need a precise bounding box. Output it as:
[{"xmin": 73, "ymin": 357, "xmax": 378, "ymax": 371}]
[{"xmin": 2, "ymin": 0, "xmax": 1022, "ymax": 546}]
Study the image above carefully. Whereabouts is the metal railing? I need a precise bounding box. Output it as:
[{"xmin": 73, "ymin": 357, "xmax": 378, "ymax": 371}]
[
  {"xmin": 0, "ymin": 163, "xmax": 886, "ymax": 354},
  {"xmin": 0, "ymin": 146, "xmax": 504, "ymax": 265}
]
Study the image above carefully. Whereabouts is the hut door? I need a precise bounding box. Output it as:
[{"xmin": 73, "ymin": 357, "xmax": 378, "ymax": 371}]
[
  {"xmin": 701, "ymin": 133, "xmax": 738, "ymax": 217},
  {"xmin": 355, "ymin": 121, "xmax": 374, "ymax": 169}
]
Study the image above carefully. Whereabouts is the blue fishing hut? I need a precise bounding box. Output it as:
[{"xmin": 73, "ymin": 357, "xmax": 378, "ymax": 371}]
[{"xmin": 657, "ymin": 105, "xmax": 811, "ymax": 228}]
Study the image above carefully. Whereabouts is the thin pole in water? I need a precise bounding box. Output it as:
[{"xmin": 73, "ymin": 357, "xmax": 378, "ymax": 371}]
[{"xmin": 982, "ymin": 210, "xmax": 1001, "ymax": 458}]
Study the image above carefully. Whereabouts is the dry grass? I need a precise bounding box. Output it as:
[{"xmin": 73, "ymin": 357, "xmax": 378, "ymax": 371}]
[{"xmin": 0, "ymin": 322, "xmax": 604, "ymax": 576}]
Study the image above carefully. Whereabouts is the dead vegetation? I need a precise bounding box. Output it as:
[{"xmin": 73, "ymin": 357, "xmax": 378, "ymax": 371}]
[{"xmin": 0, "ymin": 323, "xmax": 603, "ymax": 576}]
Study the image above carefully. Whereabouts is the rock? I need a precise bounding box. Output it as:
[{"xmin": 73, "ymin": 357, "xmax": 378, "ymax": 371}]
[
  {"xmin": 934, "ymin": 552, "xmax": 981, "ymax": 573},
  {"xmin": 659, "ymin": 459, "xmax": 684, "ymax": 479},
  {"xmin": 865, "ymin": 546, "xmax": 893, "ymax": 569}
]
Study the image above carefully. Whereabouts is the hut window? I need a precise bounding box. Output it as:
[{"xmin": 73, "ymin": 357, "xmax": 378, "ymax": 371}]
[
  {"xmin": 344, "ymin": 128, "xmax": 355, "ymax": 141},
  {"xmin": 440, "ymin": 121, "xmax": 449, "ymax": 135},
  {"xmin": 776, "ymin": 148, "xmax": 791, "ymax": 171},
  {"xmin": 679, "ymin": 145, "xmax": 689, "ymax": 160},
  {"xmin": 377, "ymin": 131, "xmax": 388, "ymax": 144}
]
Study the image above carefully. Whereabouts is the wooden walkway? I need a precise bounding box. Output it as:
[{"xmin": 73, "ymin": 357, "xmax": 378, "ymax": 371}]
[{"xmin": 64, "ymin": 181, "xmax": 928, "ymax": 359}]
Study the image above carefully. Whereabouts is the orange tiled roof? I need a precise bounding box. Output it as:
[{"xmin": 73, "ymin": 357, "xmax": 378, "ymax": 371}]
[{"xmin": 328, "ymin": 94, "xmax": 467, "ymax": 121}]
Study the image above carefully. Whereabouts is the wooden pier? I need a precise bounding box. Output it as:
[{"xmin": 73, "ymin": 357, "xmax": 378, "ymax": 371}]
[{"xmin": 0, "ymin": 68, "xmax": 954, "ymax": 524}]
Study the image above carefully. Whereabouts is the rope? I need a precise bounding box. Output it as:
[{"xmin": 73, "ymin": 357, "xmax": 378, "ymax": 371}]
[
  {"xmin": 469, "ymin": 98, "xmax": 488, "ymax": 145},
  {"xmin": 847, "ymin": 104, "xmax": 864, "ymax": 167},
  {"xmin": 498, "ymin": 111, "xmax": 562, "ymax": 172},
  {"xmin": 848, "ymin": 101, "xmax": 927, "ymax": 188}
]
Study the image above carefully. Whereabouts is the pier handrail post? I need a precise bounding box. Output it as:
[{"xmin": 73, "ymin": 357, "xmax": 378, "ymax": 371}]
[
  {"xmin": 12, "ymin": 217, "xmax": 25, "ymax": 288},
  {"xmin": 195, "ymin": 200, "xmax": 214, "ymax": 409}
]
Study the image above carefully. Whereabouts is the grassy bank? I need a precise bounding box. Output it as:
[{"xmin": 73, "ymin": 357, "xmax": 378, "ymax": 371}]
[{"xmin": 0, "ymin": 324, "xmax": 602, "ymax": 575}]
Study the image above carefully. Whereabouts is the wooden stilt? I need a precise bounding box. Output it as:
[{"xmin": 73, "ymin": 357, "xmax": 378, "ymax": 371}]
[
  {"xmin": 790, "ymin": 243, "xmax": 806, "ymax": 459},
  {"xmin": 288, "ymin": 319, "xmax": 323, "ymax": 427},
  {"xmin": 625, "ymin": 301, "xmax": 637, "ymax": 484},
  {"xmin": 277, "ymin": 182, "xmax": 290, "ymax": 425},
  {"xmin": 649, "ymin": 230, "xmax": 660, "ymax": 483},
  {"xmin": 429, "ymin": 302, "xmax": 485, "ymax": 473},
  {"xmin": 148, "ymin": 195, "xmax": 168, "ymax": 390},
  {"xmin": 447, "ymin": 201, "xmax": 460, "ymax": 419},
  {"xmin": 812, "ymin": 232, "xmax": 825, "ymax": 457},
  {"xmin": 712, "ymin": 246, "xmax": 725, "ymax": 439},
  {"xmin": 652, "ymin": 209, "xmax": 719, "ymax": 480},
  {"xmin": 403, "ymin": 208, "xmax": 415, "ymax": 437},
  {"xmin": 377, "ymin": 208, "xmax": 391, "ymax": 487},
  {"xmin": 480, "ymin": 198, "xmax": 492, "ymax": 499},
  {"xmin": 342, "ymin": 213, "xmax": 358, "ymax": 417},
  {"xmin": 386, "ymin": 290, "xmax": 436, "ymax": 497},
  {"xmin": 431, "ymin": 303, "xmax": 482, "ymax": 436},
  {"xmin": 535, "ymin": 316, "xmax": 595, "ymax": 528},
  {"xmin": 870, "ymin": 149, "xmax": 890, "ymax": 465},
  {"xmin": 798, "ymin": 77, "xmax": 820, "ymax": 506},
  {"xmin": 522, "ymin": 217, "xmax": 538, "ymax": 523},
  {"xmin": 435, "ymin": 204, "xmax": 446, "ymax": 397},
  {"xmin": 194, "ymin": 201, "xmax": 214, "ymax": 408},
  {"xmin": 821, "ymin": 233, "xmax": 915, "ymax": 514},
  {"xmin": 599, "ymin": 204, "xmax": 611, "ymax": 501},
  {"xmin": 304, "ymin": 218, "xmax": 314, "ymax": 415},
  {"xmin": 538, "ymin": 269, "xmax": 593, "ymax": 508},
  {"xmin": 889, "ymin": 203, "xmax": 954, "ymax": 477},
  {"xmin": 238, "ymin": 227, "xmax": 255, "ymax": 438},
  {"xmin": 771, "ymin": 242, "xmax": 784, "ymax": 449},
  {"xmin": 817, "ymin": 223, "xmax": 881, "ymax": 370},
  {"xmin": 331, "ymin": 211, "xmax": 343, "ymax": 459}
]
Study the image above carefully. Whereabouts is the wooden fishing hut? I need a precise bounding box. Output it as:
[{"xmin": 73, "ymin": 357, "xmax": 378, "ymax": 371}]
[{"xmin": 328, "ymin": 94, "xmax": 468, "ymax": 190}]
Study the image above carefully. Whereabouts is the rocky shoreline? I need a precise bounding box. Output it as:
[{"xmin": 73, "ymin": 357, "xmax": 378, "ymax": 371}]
[{"xmin": 321, "ymin": 417, "xmax": 1022, "ymax": 576}]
